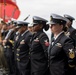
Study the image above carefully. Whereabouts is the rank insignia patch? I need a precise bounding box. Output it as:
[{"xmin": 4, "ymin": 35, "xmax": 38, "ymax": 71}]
[
  {"xmin": 34, "ymin": 38, "xmax": 39, "ymax": 42},
  {"xmin": 44, "ymin": 40, "xmax": 49, "ymax": 46}
]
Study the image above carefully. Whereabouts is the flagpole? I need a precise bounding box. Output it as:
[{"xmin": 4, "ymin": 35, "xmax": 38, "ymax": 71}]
[{"xmin": 4, "ymin": 0, "xmax": 6, "ymax": 22}]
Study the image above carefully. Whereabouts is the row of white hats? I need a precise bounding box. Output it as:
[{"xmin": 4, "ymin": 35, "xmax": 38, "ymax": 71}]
[{"xmin": 0, "ymin": 18, "xmax": 17, "ymax": 24}]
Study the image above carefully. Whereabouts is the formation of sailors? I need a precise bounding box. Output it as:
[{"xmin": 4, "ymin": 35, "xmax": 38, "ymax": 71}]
[{"xmin": 0, "ymin": 14, "xmax": 76, "ymax": 75}]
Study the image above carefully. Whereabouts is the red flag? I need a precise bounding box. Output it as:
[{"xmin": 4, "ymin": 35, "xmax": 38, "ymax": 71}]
[
  {"xmin": 0, "ymin": 0, "xmax": 20, "ymax": 22},
  {"xmin": 0, "ymin": 0, "xmax": 18, "ymax": 8}
]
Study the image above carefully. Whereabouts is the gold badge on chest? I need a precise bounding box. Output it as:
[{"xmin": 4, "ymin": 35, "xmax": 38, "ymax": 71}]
[{"xmin": 69, "ymin": 49, "xmax": 75, "ymax": 59}]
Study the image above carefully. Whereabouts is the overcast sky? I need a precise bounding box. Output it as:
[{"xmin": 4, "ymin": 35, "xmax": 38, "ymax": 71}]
[
  {"xmin": 16, "ymin": 0, "xmax": 76, "ymax": 26},
  {"xmin": 16, "ymin": 0, "xmax": 76, "ymax": 39}
]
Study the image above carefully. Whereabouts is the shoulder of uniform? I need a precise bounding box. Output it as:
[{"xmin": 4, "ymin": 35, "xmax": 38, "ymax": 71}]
[
  {"xmin": 62, "ymin": 34, "xmax": 72, "ymax": 42},
  {"xmin": 69, "ymin": 27, "xmax": 75, "ymax": 32},
  {"xmin": 25, "ymin": 31, "xmax": 32, "ymax": 38},
  {"xmin": 68, "ymin": 28, "xmax": 76, "ymax": 35},
  {"xmin": 39, "ymin": 32, "xmax": 49, "ymax": 41},
  {"xmin": 72, "ymin": 28, "xmax": 76, "ymax": 32},
  {"xmin": 27, "ymin": 31, "xmax": 32, "ymax": 35}
]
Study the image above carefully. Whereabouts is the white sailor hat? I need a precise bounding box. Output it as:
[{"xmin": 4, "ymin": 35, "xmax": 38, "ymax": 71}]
[
  {"xmin": 50, "ymin": 14, "xmax": 67, "ymax": 25},
  {"xmin": 64, "ymin": 14, "xmax": 75, "ymax": 22},
  {"xmin": 32, "ymin": 16, "xmax": 48, "ymax": 26}
]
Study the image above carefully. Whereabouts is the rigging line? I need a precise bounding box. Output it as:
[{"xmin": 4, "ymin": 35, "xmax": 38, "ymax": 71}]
[
  {"xmin": 11, "ymin": 8, "xmax": 17, "ymax": 19},
  {"xmin": 0, "ymin": 0, "xmax": 2, "ymax": 18}
]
